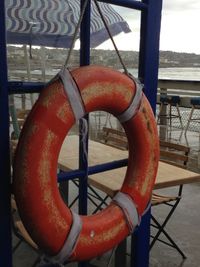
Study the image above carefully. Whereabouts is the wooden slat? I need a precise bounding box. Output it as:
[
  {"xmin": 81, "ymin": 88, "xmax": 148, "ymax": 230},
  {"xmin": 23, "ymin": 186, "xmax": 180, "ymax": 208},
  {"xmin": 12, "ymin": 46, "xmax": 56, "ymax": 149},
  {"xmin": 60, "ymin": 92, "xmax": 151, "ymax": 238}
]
[
  {"xmin": 160, "ymin": 150, "xmax": 188, "ymax": 163},
  {"xmin": 152, "ymin": 140, "xmax": 190, "ymax": 206},
  {"xmin": 160, "ymin": 140, "xmax": 190, "ymax": 153},
  {"xmin": 151, "ymin": 195, "xmax": 179, "ymax": 205},
  {"xmin": 102, "ymin": 135, "xmax": 128, "ymax": 150},
  {"xmin": 101, "ymin": 127, "xmax": 128, "ymax": 150},
  {"xmin": 102, "ymin": 127, "xmax": 127, "ymax": 137},
  {"xmin": 159, "ymin": 140, "xmax": 190, "ymax": 169}
]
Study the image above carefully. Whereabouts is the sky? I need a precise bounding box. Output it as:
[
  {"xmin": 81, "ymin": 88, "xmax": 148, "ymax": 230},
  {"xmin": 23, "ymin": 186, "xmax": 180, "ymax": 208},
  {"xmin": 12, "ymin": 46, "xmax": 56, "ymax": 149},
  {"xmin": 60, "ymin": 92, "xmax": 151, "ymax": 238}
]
[{"xmin": 97, "ymin": 0, "xmax": 200, "ymax": 54}]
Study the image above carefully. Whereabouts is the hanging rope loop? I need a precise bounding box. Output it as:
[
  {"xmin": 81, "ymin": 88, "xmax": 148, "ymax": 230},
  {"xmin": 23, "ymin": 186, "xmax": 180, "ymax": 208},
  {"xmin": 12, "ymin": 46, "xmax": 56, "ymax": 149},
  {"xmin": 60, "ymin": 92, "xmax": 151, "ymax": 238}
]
[
  {"xmin": 64, "ymin": 0, "xmax": 132, "ymax": 78},
  {"xmin": 64, "ymin": 0, "xmax": 90, "ymax": 67},
  {"xmin": 93, "ymin": 0, "xmax": 129, "ymax": 75}
]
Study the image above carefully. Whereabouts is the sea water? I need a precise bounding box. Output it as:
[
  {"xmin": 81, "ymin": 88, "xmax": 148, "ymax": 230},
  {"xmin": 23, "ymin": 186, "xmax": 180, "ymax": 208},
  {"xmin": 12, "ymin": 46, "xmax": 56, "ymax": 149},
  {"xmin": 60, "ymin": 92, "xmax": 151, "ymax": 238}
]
[
  {"xmin": 159, "ymin": 67, "xmax": 200, "ymax": 81},
  {"xmin": 129, "ymin": 67, "xmax": 200, "ymax": 81}
]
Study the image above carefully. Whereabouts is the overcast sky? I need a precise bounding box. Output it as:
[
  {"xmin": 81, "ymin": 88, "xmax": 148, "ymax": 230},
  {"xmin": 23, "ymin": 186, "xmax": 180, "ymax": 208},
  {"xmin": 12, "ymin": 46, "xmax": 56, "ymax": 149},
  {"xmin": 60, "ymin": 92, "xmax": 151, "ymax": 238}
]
[{"xmin": 97, "ymin": 0, "xmax": 200, "ymax": 54}]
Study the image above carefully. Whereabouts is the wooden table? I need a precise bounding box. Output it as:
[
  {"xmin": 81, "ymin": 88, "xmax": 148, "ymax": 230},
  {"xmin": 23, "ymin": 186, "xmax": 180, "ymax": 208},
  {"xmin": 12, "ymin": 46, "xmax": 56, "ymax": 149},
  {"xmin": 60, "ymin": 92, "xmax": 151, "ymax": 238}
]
[
  {"xmin": 58, "ymin": 135, "xmax": 200, "ymax": 267},
  {"xmin": 58, "ymin": 135, "xmax": 200, "ymax": 196}
]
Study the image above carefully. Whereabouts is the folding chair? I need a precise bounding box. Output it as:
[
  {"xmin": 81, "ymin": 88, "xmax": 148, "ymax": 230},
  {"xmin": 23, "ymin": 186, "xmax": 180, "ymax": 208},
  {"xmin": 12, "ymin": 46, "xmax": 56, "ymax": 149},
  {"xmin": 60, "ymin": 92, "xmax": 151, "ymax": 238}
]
[
  {"xmin": 157, "ymin": 96, "xmax": 183, "ymax": 129},
  {"xmin": 88, "ymin": 136, "xmax": 189, "ymax": 259},
  {"xmin": 150, "ymin": 140, "xmax": 190, "ymax": 258}
]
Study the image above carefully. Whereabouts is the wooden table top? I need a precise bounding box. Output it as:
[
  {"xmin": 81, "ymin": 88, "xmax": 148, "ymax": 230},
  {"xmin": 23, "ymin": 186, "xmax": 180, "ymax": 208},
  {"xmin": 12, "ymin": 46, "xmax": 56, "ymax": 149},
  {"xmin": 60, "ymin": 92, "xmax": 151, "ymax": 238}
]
[{"xmin": 58, "ymin": 135, "xmax": 200, "ymax": 196}]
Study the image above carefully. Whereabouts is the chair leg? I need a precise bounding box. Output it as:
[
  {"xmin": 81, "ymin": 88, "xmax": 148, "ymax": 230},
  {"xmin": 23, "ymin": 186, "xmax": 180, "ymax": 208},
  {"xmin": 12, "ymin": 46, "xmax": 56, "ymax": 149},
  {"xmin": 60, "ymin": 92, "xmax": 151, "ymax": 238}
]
[
  {"xmin": 150, "ymin": 197, "xmax": 181, "ymax": 249},
  {"xmin": 69, "ymin": 195, "xmax": 79, "ymax": 208},
  {"xmin": 169, "ymin": 104, "xmax": 172, "ymax": 128},
  {"xmin": 185, "ymin": 105, "xmax": 195, "ymax": 134},
  {"xmin": 12, "ymin": 239, "xmax": 23, "ymax": 253},
  {"xmin": 157, "ymin": 103, "xmax": 162, "ymax": 124},
  {"xmin": 176, "ymin": 104, "xmax": 184, "ymax": 129},
  {"xmin": 159, "ymin": 227, "xmax": 186, "ymax": 259},
  {"xmin": 157, "ymin": 102, "xmax": 168, "ymax": 125},
  {"xmin": 65, "ymin": 179, "xmax": 110, "ymax": 213},
  {"xmin": 151, "ymin": 215, "xmax": 186, "ymax": 259},
  {"xmin": 91, "ymin": 195, "xmax": 110, "ymax": 214}
]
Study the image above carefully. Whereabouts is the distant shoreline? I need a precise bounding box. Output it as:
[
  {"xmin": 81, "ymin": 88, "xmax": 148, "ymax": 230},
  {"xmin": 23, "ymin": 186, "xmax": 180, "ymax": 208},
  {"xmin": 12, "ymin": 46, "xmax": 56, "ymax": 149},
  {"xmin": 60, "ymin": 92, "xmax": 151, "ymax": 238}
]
[{"xmin": 7, "ymin": 45, "xmax": 200, "ymax": 69}]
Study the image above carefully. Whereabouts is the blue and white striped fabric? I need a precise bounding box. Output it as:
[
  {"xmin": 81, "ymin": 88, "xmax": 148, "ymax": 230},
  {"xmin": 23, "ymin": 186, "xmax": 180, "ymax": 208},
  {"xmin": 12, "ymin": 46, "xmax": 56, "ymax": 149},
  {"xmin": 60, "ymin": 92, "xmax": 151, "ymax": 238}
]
[{"xmin": 6, "ymin": 0, "xmax": 131, "ymax": 48}]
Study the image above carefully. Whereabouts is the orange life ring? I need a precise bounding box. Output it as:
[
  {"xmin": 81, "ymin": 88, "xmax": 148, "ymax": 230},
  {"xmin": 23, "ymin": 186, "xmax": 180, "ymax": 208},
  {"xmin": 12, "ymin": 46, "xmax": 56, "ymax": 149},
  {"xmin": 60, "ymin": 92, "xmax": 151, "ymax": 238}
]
[{"xmin": 13, "ymin": 65, "xmax": 159, "ymax": 263}]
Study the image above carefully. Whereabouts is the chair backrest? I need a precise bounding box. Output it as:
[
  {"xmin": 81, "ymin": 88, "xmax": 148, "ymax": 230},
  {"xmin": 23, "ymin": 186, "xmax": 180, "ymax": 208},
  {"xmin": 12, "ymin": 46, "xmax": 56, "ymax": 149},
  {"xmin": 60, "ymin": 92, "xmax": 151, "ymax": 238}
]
[
  {"xmin": 101, "ymin": 127, "xmax": 128, "ymax": 150},
  {"xmin": 100, "ymin": 130, "xmax": 190, "ymax": 166},
  {"xmin": 160, "ymin": 140, "xmax": 190, "ymax": 168}
]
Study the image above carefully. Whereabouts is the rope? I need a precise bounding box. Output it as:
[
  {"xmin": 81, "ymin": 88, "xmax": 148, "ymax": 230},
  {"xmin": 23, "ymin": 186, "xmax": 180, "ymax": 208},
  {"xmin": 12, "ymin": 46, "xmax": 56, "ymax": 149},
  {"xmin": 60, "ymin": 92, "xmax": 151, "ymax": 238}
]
[
  {"xmin": 64, "ymin": 0, "xmax": 90, "ymax": 67},
  {"xmin": 80, "ymin": 117, "xmax": 89, "ymax": 163},
  {"xmin": 64, "ymin": 0, "xmax": 130, "ymax": 77},
  {"xmin": 93, "ymin": 0, "xmax": 129, "ymax": 76}
]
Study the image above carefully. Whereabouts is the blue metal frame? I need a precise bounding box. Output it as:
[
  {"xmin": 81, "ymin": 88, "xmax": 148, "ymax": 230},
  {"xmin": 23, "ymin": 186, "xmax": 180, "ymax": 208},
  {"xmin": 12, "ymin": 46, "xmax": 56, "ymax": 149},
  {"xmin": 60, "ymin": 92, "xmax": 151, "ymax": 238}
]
[
  {"xmin": 131, "ymin": 1, "xmax": 162, "ymax": 266},
  {"xmin": 0, "ymin": 1, "xmax": 12, "ymax": 267},
  {"xmin": 99, "ymin": 0, "xmax": 148, "ymax": 11},
  {"xmin": 78, "ymin": 1, "xmax": 91, "ymax": 266},
  {"xmin": 0, "ymin": 0, "xmax": 162, "ymax": 266},
  {"xmin": 8, "ymin": 81, "xmax": 45, "ymax": 94},
  {"xmin": 139, "ymin": 0, "xmax": 163, "ymax": 113},
  {"xmin": 57, "ymin": 158, "xmax": 128, "ymax": 182},
  {"xmin": 78, "ymin": 0, "xmax": 91, "ymax": 218}
]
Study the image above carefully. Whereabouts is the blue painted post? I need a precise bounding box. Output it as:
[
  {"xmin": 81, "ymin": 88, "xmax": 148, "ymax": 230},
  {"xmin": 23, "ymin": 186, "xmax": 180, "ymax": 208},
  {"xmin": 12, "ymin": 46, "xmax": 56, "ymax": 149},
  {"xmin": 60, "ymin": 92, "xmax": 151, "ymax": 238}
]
[
  {"xmin": 79, "ymin": 0, "xmax": 91, "ymax": 216},
  {"xmin": 78, "ymin": 1, "xmax": 91, "ymax": 267},
  {"xmin": 80, "ymin": 0, "xmax": 91, "ymax": 67},
  {"xmin": 0, "ymin": 1, "xmax": 12, "ymax": 267},
  {"xmin": 131, "ymin": 207, "xmax": 151, "ymax": 267},
  {"xmin": 139, "ymin": 0, "xmax": 163, "ymax": 113},
  {"xmin": 131, "ymin": 0, "xmax": 163, "ymax": 267}
]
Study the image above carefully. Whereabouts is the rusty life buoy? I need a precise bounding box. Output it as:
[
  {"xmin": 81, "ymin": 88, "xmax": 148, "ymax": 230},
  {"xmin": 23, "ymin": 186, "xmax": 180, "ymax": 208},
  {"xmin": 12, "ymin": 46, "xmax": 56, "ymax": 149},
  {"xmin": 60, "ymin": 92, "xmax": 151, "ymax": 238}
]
[{"xmin": 13, "ymin": 65, "xmax": 159, "ymax": 263}]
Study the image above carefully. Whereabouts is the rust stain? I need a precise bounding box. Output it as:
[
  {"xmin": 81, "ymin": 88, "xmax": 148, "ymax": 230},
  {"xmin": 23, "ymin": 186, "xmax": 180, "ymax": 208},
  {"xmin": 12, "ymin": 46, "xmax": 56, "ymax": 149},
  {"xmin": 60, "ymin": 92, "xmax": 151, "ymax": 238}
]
[
  {"xmin": 142, "ymin": 106, "xmax": 147, "ymax": 117},
  {"xmin": 56, "ymin": 102, "xmax": 71, "ymax": 123},
  {"xmin": 41, "ymin": 83, "xmax": 61, "ymax": 108},
  {"xmin": 146, "ymin": 120, "xmax": 153, "ymax": 134}
]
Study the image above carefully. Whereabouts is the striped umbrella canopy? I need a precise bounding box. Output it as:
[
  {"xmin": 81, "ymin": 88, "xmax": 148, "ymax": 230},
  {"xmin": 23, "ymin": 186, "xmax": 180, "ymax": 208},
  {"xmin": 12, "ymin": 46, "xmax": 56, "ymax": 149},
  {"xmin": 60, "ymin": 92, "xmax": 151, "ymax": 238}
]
[{"xmin": 6, "ymin": 0, "xmax": 131, "ymax": 48}]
